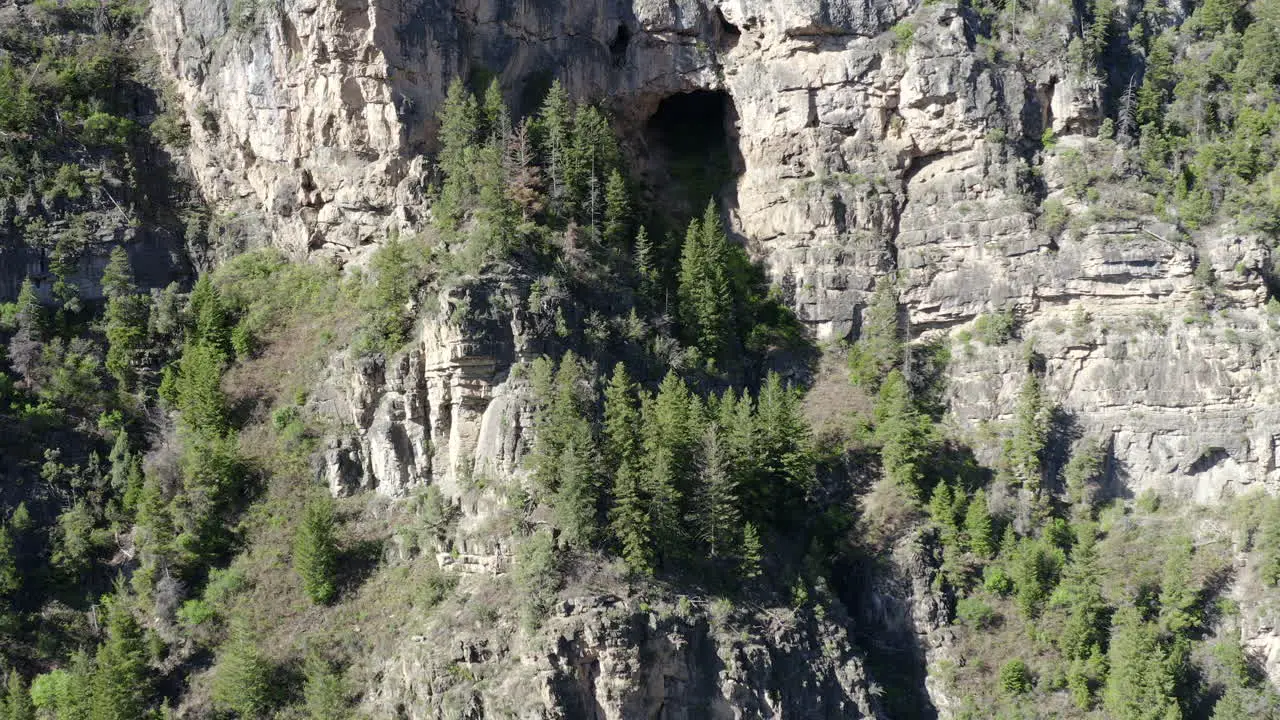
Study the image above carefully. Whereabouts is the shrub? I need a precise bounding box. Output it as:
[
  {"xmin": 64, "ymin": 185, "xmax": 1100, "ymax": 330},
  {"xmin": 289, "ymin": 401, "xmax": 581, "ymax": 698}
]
[
  {"xmin": 972, "ymin": 312, "xmax": 1015, "ymax": 345},
  {"xmin": 984, "ymin": 566, "xmax": 1014, "ymax": 596},
  {"xmin": 955, "ymin": 597, "xmax": 997, "ymax": 629},
  {"xmin": 1000, "ymin": 659, "xmax": 1033, "ymax": 695}
]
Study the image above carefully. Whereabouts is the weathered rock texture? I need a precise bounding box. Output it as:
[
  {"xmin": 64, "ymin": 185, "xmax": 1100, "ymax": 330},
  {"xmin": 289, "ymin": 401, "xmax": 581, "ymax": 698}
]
[
  {"xmin": 366, "ymin": 590, "xmax": 882, "ymax": 719},
  {"xmin": 151, "ymin": 0, "xmax": 1280, "ymax": 714}
]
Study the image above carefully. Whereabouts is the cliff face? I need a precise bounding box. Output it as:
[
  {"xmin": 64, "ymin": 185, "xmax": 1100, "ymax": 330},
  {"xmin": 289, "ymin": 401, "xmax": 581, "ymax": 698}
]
[
  {"xmin": 150, "ymin": 0, "xmax": 1280, "ymax": 714},
  {"xmin": 153, "ymin": 0, "xmax": 1280, "ymax": 498}
]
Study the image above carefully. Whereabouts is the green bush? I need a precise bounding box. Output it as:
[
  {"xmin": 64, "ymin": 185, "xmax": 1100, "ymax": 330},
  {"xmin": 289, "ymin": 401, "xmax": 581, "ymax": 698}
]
[
  {"xmin": 955, "ymin": 597, "xmax": 997, "ymax": 629},
  {"xmin": 984, "ymin": 566, "xmax": 1014, "ymax": 596},
  {"xmin": 972, "ymin": 312, "xmax": 1015, "ymax": 345},
  {"xmin": 1000, "ymin": 659, "xmax": 1033, "ymax": 695}
]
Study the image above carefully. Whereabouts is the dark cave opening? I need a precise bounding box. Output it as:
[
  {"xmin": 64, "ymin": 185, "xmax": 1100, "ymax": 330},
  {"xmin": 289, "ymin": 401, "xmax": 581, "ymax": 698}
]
[
  {"xmin": 645, "ymin": 89, "xmax": 742, "ymax": 216},
  {"xmin": 609, "ymin": 24, "xmax": 631, "ymax": 67},
  {"xmin": 714, "ymin": 7, "xmax": 741, "ymax": 52}
]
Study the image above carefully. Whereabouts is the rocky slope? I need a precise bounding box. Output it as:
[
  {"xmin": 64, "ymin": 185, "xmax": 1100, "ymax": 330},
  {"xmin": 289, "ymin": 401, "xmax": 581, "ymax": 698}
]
[{"xmin": 148, "ymin": 0, "xmax": 1280, "ymax": 714}]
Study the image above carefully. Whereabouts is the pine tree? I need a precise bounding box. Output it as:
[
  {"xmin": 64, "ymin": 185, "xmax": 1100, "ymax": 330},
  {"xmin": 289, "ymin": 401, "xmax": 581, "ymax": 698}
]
[
  {"xmin": 539, "ymin": 80, "xmax": 572, "ymax": 217},
  {"xmin": 303, "ymin": 653, "xmax": 349, "ymax": 720},
  {"xmin": 610, "ymin": 457, "xmax": 653, "ymax": 576},
  {"xmin": 435, "ymin": 78, "xmax": 480, "ymax": 231},
  {"xmin": 90, "ymin": 598, "xmax": 151, "ymax": 720},
  {"xmin": 602, "ymin": 363, "xmax": 639, "ymax": 468},
  {"xmin": 874, "ymin": 369, "xmax": 936, "ymax": 498},
  {"xmin": 0, "ymin": 523, "xmax": 18, "ymax": 597},
  {"xmin": 5, "ymin": 670, "xmax": 33, "ymax": 720},
  {"xmin": 929, "ymin": 480, "xmax": 956, "ymax": 532},
  {"xmin": 1104, "ymin": 608, "xmax": 1182, "ymax": 720},
  {"xmin": 677, "ymin": 202, "xmax": 733, "ymax": 364},
  {"xmin": 211, "ymin": 623, "xmax": 274, "ymax": 719},
  {"xmin": 8, "ymin": 278, "xmax": 45, "ymax": 381},
  {"xmin": 602, "ymin": 170, "xmax": 631, "ymax": 248},
  {"xmin": 101, "ymin": 247, "xmax": 135, "ymax": 300},
  {"xmin": 175, "ymin": 340, "xmax": 228, "ymax": 437},
  {"xmin": 849, "ymin": 277, "xmax": 901, "ymax": 388},
  {"xmin": 1055, "ymin": 527, "xmax": 1108, "ymax": 664},
  {"xmin": 294, "ymin": 496, "xmax": 340, "ymax": 605},
  {"xmin": 740, "ymin": 522, "xmax": 764, "ymax": 580},
  {"xmin": 697, "ymin": 426, "xmax": 740, "ymax": 559},
  {"xmin": 634, "ymin": 225, "xmax": 658, "ymax": 299},
  {"xmin": 643, "ymin": 444, "xmax": 683, "ymax": 566},
  {"xmin": 1007, "ymin": 373, "xmax": 1050, "ymax": 491},
  {"xmin": 566, "ymin": 105, "xmax": 619, "ymax": 225},
  {"xmin": 555, "ymin": 438, "xmax": 602, "ymax": 548},
  {"xmin": 481, "ymin": 78, "xmax": 510, "ymax": 144},
  {"xmin": 964, "ymin": 489, "xmax": 994, "ymax": 557},
  {"xmin": 1158, "ymin": 536, "xmax": 1200, "ymax": 634},
  {"xmin": 187, "ymin": 275, "xmax": 230, "ymax": 358},
  {"xmin": 754, "ymin": 373, "xmax": 815, "ymax": 523},
  {"xmin": 507, "ymin": 118, "xmax": 546, "ymax": 221}
]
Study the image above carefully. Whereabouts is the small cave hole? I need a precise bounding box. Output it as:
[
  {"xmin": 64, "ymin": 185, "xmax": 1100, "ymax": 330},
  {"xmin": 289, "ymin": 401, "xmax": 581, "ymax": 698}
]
[
  {"xmin": 645, "ymin": 90, "xmax": 743, "ymax": 214},
  {"xmin": 610, "ymin": 24, "xmax": 631, "ymax": 67},
  {"xmin": 714, "ymin": 8, "xmax": 741, "ymax": 52}
]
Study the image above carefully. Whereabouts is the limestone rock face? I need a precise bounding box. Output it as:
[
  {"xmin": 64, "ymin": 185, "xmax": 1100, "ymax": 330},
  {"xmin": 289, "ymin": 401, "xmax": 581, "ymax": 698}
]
[{"xmin": 367, "ymin": 593, "xmax": 882, "ymax": 719}]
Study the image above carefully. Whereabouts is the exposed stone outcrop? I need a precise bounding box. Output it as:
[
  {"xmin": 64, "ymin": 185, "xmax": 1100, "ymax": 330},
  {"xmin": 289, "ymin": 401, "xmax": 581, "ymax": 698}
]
[{"xmin": 368, "ymin": 591, "xmax": 883, "ymax": 719}]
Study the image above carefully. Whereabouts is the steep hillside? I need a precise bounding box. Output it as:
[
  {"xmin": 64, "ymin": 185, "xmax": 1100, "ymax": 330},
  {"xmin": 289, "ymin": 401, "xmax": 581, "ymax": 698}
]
[{"xmin": 6, "ymin": 0, "xmax": 1280, "ymax": 718}]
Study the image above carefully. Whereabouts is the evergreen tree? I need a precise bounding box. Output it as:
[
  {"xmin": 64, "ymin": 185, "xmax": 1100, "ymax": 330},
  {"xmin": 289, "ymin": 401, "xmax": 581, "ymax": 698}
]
[
  {"xmin": 643, "ymin": 443, "xmax": 683, "ymax": 566},
  {"xmin": 539, "ymin": 80, "xmax": 572, "ymax": 216},
  {"xmin": 740, "ymin": 522, "xmax": 764, "ymax": 580},
  {"xmin": 0, "ymin": 524, "xmax": 18, "ymax": 597},
  {"xmin": 100, "ymin": 247, "xmax": 135, "ymax": 301},
  {"xmin": 302, "ymin": 654, "xmax": 349, "ymax": 720},
  {"xmin": 602, "ymin": 363, "xmax": 639, "ymax": 468},
  {"xmin": 211, "ymin": 623, "xmax": 274, "ymax": 719},
  {"xmin": 5, "ymin": 670, "xmax": 33, "ymax": 720},
  {"xmin": 602, "ymin": 170, "xmax": 631, "ymax": 248},
  {"xmin": 481, "ymin": 78, "xmax": 510, "ymax": 144},
  {"xmin": 1104, "ymin": 608, "xmax": 1182, "ymax": 720},
  {"xmin": 8, "ymin": 278, "xmax": 45, "ymax": 381},
  {"xmin": 1006, "ymin": 373, "xmax": 1050, "ymax": 492},
  {"xmin": 174, "ymin": 340, "xmax": 228, "ymax": 437},
  {"xmin": 566, "ymin": 104, "xmax": 618, "ymax": 225},
  {"xmin": 90, "ymin": 598, "xmax": 151, "ymax": 720},
  {"xmin": 554, "ymin": 438, "xmax": 602, "ymax": 548},
  {"xmin": 610, "ymin": 456, "xmax": 653, "ymax": 576},
  {"xmin": 697, "ymin": 426, "xmax": 740, "ymax": 559},
  {"xmin": 187, "ymin": 275, "xmax": 230, "ymax": 358},
  {"xmin": 1054, "ymin": 527, "xmax": 1109, "ymax": 664},
  {"xmin": 507, "ymin": 118, "xmax": 546, "ymax": 220},
  {"xmin": 677, "ymin": 202, "xmax": 734, "ymax": 364},
  {"xmin": 874, "ymin": 369, "xmax": 937, "ymax": 498},
  {"xmin": 755, "ymin": 373, "xmax": 815, "ymax": 523},
  {"xmin": 1011, "ymin": 538, "xmax": 1064, "ymax": 620},
  {"xmin": 849, "ymin": 277, "xmax": 901, "ymax": 388},
  {"xmin": 294, "ymin": 496, "xmax": 340, "ymax": 605},
  {"xmin": 634, "ymin": 225, "xmax": 659, "ymax": 299},
  {"xmin": 964, "ymin": 489, "xmax": 994, "ymax": 557},
  {"xmin": 928, "ymin": 480, "xmax": 956, "ymax": 532},
  {"xmin": 435, "ymin": 78, "xmax": 480, "ymax": 231},
  {"xmin": 1158, "ymin": 536, "xmax": 1200, "ymax": 634}
]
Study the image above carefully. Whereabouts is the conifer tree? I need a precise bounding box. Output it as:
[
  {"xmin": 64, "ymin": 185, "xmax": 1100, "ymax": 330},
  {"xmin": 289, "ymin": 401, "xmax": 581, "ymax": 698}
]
[
  {"xmin": 1104, "ymin": 608, "xmax": 1182, "ymax": 720},
  {"xmin": 1055, "ymin": 527, "xmax": 1108, "ymax": 664},
  {"xmin": 1158, "ymin": 536, "xmax": 1200, "ymax": 634},
  {"xmin": 175, "ymin": 340, "xmax": 228, "ymax": 437},
  {"xmin": 481, "ymin": 78, "xmax": 510, "ymax": 144},
  {"xmin": 187, "ymin": 275, "xmax": 230, "ymax": 358},
  {"xmin": 436, "ymin": 78, "xmax": 480, "ymax": 231},
  {"xmin": 929, "ymin": 480, "xmax": 956, "ymax": 533},
  {"xmin": 101, "ymin": 247, "xmax": 135, "ymax": 301},
  {"xmin": 849, "ymin": 277, "xmax": 901, "ymax": 388},
  {"xmin": 0, "ymin": 524, "xmax": 18, "ymax": 597},
  {"xmin": 697, "ymin": 427, "xmax": 740, "ymax": 559},
  {"xmin": 5, "ymin": 670, "xmax": 33, "ymax": 720},
  {"xmin": 539, "ymin": 80, "xmax": 572, "ymax": 216},
  {"xmin": 634, "ymin": 225, "xmax": 658, "ymax": 299},
  {"xmin": 294, "ymin": 496, "xmax": 340, "ymax": 605},
  {"xmin": 964, "ymin": 489, "xmax": 994, "ymax": 557},
  {"xmin": 642, "ymin": 442, "xmax": 683, "ymax": 566},
  {"xmin": 874, "ymin": 369, "xmax": 936, "ymax": 498},
  {"xmin": 602, "ymin": 363, "xmax": 639, "ymax": 468},
  {"xmin": 610, "ymin": 458, "xmax": 653, "ymax": 576},
  {"xmin": 602, "ymin": 170, "xmax": 631, "ymax": 248},
  {"xmin": 211, "ymin": 623, "xmax": 274, "ymax": 719},
  {"xmin": 754, "ymin": 373, "xmax": 815, "ymax": 522},
  {"xmin": 8, "ymin": 278, "xmax": 45, "ymax": 381},
  {"xmin": 103, "ymin": 249, "xmax": 148, "ymax": 390},
  {"xmin": 740, "ymin": 522, "xmax": 764, "ymax": 580},
  {"xmin": 303, "ymin": 653, "xmax": 349, "ymax": 720},
  {"xmin": 677, "ymin": 202, "xmax": 733, "ymax": 364},
  {"xmin": 90, "ymin": 598, "xmax": 151, "ymax": 720},
  {"xmin": 554, "ymin": 439, "xmax": 602, "ymax": 548},
  {"xmin": 566, "ymin": 105, "xmax": 619, "ymax": 225},
  {"xmin": 507, "ymin": 118, "xmax": 546, "ymax": 221},
  {"xmin": 1007, "ymin": 373, "xmax": 1050, "ymax": 491}
]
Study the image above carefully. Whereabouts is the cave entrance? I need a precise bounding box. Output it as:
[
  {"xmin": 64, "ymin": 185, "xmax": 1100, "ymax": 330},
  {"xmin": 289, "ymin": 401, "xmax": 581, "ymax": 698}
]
[{"xmin": 645, "ymin": 90, "xmax": 742, "ymax": 218}]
